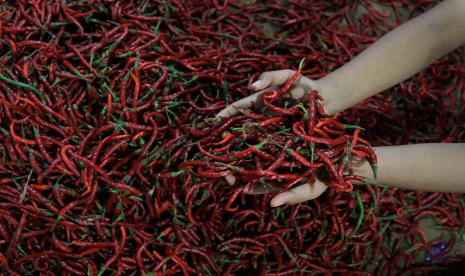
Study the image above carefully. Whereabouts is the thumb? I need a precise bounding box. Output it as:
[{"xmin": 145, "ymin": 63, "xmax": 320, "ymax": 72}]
[
  {"xmin": 270, "ymin": 181, "xmax": 327, "ymax": 207},
  {"xmin": 250, "ymin": 77, "xmax": 271, "ymax": 91}
]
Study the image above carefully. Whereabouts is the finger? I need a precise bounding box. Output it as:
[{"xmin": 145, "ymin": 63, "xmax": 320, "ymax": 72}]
[
  {"xmin": 216, "ymin": 105, "xmax": 240, "ymax": 118},
  {"xmin": 251, "ymin": 70, "xmax": 294, "ymax": 91},
  {"xmin": 225, "ymin": 175, "xmax": 236, "ymax": 186},
  {"xmin": 250, "ymin": 77, "xmax": 272, "ymax": 91},
  {"xmin": 270, "ymin": 181, "xmax": 327, "ymax": 207},
  {"xmin": 243, "ymin": 182, "xmax": 280, "ymax": 194},
  {"xmin": 288, "ymin": 86, "xmax": 305, "ymax": 100},
  {"xmin": 216, "ymin": 93, "xmax": 259, "ymax": 118}
]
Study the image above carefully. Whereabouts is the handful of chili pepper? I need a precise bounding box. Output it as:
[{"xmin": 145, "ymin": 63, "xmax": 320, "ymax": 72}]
[{"xmin": 188, "ymin": 69, "xmax": 379, "ymax": 194}]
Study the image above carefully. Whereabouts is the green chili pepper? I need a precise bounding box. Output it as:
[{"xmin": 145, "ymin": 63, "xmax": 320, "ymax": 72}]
[{"xmin": 0, "ymin": 72, "xmax": 46, "ymax": 103}]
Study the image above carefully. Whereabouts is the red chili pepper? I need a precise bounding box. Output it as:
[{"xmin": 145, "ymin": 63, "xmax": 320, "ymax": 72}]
[
  {"xmin": 352, "ymin": 145, "xmax": 378, "ymax": 177},
  {"xmin": 277, "ymin": 58, "xmax": 305, "ymax": 96},
  {"xmin": 263, "ymin": 90, "xmax": 300, "ymax": 116},
  {"xmin": 231, "ymin": 139, "xmax": 268, "ymax": 160},
  {"xmin": 316, "ymin": 151, "xmax": 339, "ymax": 181},
  {"xmin": 293, "ymin": 121, "xmax": 351, "ymax": 146},
  {"xmin": 285, "ymin": 148, "xmax": 320, "ymax": 168},
  {"xmin": 9, "ymin": 119, "xmax": 37, "ymax": 145},
  {"xmin": 258, "ymin": 116, "xmax": 285, "ymax": 127}
]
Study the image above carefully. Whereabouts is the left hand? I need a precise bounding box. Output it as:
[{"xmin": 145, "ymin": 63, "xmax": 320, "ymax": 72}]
[{"xmin": 216, "ymin": 69, "xmax": 320, "ymax": 118}]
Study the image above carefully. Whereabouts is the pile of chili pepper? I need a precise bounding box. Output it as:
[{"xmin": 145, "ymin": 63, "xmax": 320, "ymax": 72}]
[{"xmin": 0, "ymin": 0, "xmax": 464, "ymax": 275}]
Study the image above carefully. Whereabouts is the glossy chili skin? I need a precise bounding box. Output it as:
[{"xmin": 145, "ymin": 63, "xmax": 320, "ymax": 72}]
[{"xmin": 0, "ymin": 0, "xmax": 464, "ymax": 275}]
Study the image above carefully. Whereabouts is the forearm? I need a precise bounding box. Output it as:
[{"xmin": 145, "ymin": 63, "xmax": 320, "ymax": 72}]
[
  {"xmin": 353, "ymin": 143, "xmax": 465, "ymax": 193},
  {"xmin": 316, "ymin": 0, "xmax": 465, "ymax": 115}
]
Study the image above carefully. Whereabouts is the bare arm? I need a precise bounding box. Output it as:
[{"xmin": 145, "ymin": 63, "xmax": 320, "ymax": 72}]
[
  {"xmin": 352, "ymin": 144, "xmax": 465, "ymax": 193},
  {"xmin": 218, "ymin": 0, "xmax": 465, "ymax": 118},
  {"xmin": 269, "ymin": 144, "xmax": 465, "ymax": 207},
  {"xmin": 318, "ymin": 0, "xmax": 465, "ymax": 115}
]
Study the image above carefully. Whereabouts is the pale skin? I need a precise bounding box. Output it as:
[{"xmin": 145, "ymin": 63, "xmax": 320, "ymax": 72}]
[{"xmin": 216, "ymin": 0, "xmax": 465, "ymax": 207}]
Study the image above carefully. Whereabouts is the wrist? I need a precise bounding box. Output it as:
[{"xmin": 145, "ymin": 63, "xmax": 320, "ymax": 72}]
[
  {"xmin": 351, "ymin": 157, "xmax": 376, "ymax": 179},
  {"xmin": 315, "ymin": 78, "xmax": 343, "ymax": 116}
]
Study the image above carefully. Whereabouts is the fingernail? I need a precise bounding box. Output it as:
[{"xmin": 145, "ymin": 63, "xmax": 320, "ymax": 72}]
[
  {"xmin": 251, "ymin": 80, "xmax": 265, "ymax": 90},
  {"xmin": 270, "ymin": 198, "xmax": 285, "ymax": 207},
  {"xmin": 242, "ymin": 186, "xmax": 252, "ymax": 193},
  {"xmin": 225, "ymin": 175, "xmax": 236, "ymax": 185}
]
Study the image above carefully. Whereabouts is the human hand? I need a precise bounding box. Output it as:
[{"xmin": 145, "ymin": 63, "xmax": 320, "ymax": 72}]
[
  {"xmin": 216, "ymin": 69, "xmax": 328, "ymax": 206},
  {"xmin": 216, "ymin": 69, "xmax": 321, "ymax": 118}
]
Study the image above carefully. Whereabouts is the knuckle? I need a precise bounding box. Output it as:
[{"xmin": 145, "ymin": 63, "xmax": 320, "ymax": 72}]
[
  {"xmin": 284, "ymin": 69, "xmax": 294, "ymax": 74},
  {"xmin": 279, "ymin": 69, "xmax": 294, "ymax": 77},
  {"xmin": 299, "ymin": 78, "xmax": 314, "ymax": 90}
]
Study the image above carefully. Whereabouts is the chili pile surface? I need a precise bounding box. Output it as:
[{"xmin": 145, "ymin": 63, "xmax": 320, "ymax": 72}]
[{"xmin": 0, "ymin": 1, "xmax": 464, "ymax": 275}]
